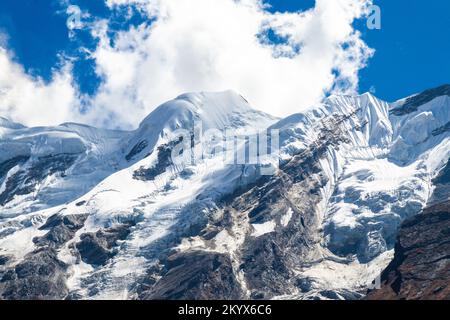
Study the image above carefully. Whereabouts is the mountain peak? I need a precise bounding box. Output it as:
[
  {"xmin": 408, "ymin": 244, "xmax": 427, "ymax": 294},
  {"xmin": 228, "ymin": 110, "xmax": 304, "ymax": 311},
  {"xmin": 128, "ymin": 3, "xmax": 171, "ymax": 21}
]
[
  {"xmin": 139, "ymin": 90, "xmax": 276, "ymax": 131},
  {"xmin": 391, "ymin": 84, "xmax": 450, "ymax": 116},
  {"xmin": 1, "ymin": 87, "xmax": 450, "ymax": 300},
  {"xmin": 124, "ymin": 90, "xmax": 278, "ymax": 163}
]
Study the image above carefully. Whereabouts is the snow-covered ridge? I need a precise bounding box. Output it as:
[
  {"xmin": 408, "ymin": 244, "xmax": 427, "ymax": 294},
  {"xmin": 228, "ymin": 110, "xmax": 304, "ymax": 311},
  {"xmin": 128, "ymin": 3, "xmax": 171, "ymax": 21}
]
[
  {"xmin": 272, "ymin": 91, "xmax": 450, "ymax": 260},
  {"xmin": 0, "ymin": 86, "xmax": 450, "ymax": 300},
  {"xmin": 122, "ymin": 90, "xmax": 278, "ymax": 162},
  {"xmin": 0, "ymin": 90, "xmax": 280, "ymax": 299},
  {"xmin": 390, "ymin": 84, "xmax": 450, "ymax": 116},
  {"xmin": 0, "ymin": 122, "xmax": 127, "ymax": 217},
  {"xmin": 0, "ymin": 91, "xmax": 277, "ymax": 218}
]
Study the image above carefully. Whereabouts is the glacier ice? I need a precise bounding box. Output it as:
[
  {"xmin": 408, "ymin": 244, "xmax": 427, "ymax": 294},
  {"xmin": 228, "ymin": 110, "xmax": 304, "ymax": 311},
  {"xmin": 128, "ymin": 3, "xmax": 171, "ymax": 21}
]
[{"xmin": 0, "ymin": 87, "xmax": 450, "ymax": 300}]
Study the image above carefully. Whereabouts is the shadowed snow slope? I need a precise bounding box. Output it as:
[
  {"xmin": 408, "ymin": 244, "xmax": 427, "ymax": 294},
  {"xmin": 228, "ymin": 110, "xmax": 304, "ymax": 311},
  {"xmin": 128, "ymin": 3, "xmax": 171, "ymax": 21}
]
[{"xmin": 0, "ymin": 86, "xmax": 449, "ymax": 300}]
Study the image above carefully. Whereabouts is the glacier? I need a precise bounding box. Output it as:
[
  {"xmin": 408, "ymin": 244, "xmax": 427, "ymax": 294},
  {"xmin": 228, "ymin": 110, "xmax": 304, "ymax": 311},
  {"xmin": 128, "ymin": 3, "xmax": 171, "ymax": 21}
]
[{"xmin": 0, "ymin": 86, "xmax": 449, "ymax": 300}]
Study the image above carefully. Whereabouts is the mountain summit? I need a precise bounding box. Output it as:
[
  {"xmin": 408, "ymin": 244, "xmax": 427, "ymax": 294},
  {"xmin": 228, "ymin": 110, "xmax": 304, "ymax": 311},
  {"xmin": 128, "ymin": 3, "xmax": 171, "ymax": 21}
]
[{"xmin": 0, "ymin": 86, "xmax": 449, "ymax": 300}]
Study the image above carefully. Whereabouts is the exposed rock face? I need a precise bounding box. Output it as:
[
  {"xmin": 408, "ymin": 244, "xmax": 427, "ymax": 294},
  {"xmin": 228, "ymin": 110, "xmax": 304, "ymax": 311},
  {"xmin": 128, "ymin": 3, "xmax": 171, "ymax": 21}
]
[
  {"xmin": 233, "ymin": 154, "xmax": 329, "ymax": 298},
  {"xmin": 143, "ymin": 251, "xmax": 243, "ymax": 300},
  {"xmin": 0, "ymin": 255, "xmax": 10, "ymax": 265},
  {"xmin": 367, "ymin": 161, "xmax": 450, "ymax": 300},
  {"xmin": 138, "ymin": 104, "xmax": 358, "ymax": 300},
  {"xmin": 0, "ymin": 156, "xmax": 30, "ymax": 181},
  {"xmin": 126, "ymin": 140, "xmax": 149, "ymax": 162},
  {"xmin": 0, "ymin": 248, "xmax": 69, "ymax": 300},
  {"xmin": 35, "ymin": 214, "xmax": 88, "ymax": 248},
  {"xmin": 1, "ymin": 88, "xmax": 450, "ymax": 300},
  {"xmin": 76, "ymin": 223, "xmax": 135, "ymax": 266},
  {"xmin": 133, "ymin": 138, "xmax": 181, "ymax": 181},
  {"xmin": 429, "ymin": 160, "xmax": 450, "ymax": 205},
  {"xmin": 366, "ymin": 204, "xmax": 450, "ymax": 300},
  {"xmin": 0, "ymin": 154, "xmax": 78, "ymax": 206},
  {"xmin": 0, "ymin": 214, "xmax": 87, "ymax": 300}
]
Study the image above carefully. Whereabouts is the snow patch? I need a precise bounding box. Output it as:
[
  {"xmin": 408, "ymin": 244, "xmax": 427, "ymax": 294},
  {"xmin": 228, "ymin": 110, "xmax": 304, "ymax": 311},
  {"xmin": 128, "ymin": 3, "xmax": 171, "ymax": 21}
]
[
  {"xmin": 280, "ymin": 208, "xmax": 293, "ymax": 227},
  {"xmin": 251, "ymin": 220, "xmax": 276, "ymax": 237}
]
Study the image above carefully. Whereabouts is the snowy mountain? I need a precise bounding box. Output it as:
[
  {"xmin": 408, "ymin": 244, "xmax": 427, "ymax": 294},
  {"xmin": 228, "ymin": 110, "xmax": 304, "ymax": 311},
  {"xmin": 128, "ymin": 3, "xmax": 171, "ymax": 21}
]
[{"xmin": 0, "ymin": 86, "xmax": 449, "ymax": 300}]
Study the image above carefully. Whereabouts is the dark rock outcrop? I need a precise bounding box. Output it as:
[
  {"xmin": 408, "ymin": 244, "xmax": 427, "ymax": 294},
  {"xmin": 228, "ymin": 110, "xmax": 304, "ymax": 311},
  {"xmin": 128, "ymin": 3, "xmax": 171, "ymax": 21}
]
[
  {"xmin": 0, "ymin": 255, "xmax": 11, "ymax": 266},
  {"xmin": 142, "ymin": 251, "xmax": 243, "ymax": 300},
  {"xmin": 34, "ymin": 214, "xmax": 88, "ymax": 248},
  {"xmin": 133, "ymin": 138, "xmax": 183, "ymax": 181},
  {"xmin": 0, "ymin": 154, "xmax": 79, "ymax": 206},
  {"xmin": 76, "ymin": 223, "xmax": 134, "ymax": 266},
  {"xmin": 125, "ymin": 140, "xmax": 149, "ymax": 162},
  {"xmin": 429, "ymin": 161, "xmax": 450, "ymax": 206},
  {"xmin": 0, "ymin": 156, "xmax": 30, "ymax": 179},
  {"xmin": 432, "ymin": 121, "xmax": 450, "ymax": 137},
  {"xmin": 0, "ymin": 248, "xmax": 69, "ymax": 300},
  {"xmin": 367, "ymin": 157, "xmax": 450, "ymax": 300},
  {"xmin": 139, "ymin": 107, "xmax": 356, "ymax": 300},
  {"xmin": 0, "ymin": 214, "xmax": 88, "ymax": 300},
  {"xmin": 366, "ymin": 202, "xmax": 450, "ymax": 300}
]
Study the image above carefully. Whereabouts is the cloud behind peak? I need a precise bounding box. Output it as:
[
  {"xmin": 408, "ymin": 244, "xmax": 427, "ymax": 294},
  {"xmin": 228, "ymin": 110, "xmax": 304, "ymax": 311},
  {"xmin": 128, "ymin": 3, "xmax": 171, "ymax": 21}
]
[{"xmin": 0, "ymin": 0, "xmax": 374, "ymax": 129}]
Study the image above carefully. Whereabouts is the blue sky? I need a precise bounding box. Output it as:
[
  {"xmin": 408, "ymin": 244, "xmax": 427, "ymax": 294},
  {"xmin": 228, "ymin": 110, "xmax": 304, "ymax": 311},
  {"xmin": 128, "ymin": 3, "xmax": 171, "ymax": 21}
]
[
  {"xmin": 358, "ymin": 0, "xmax": 450, "ymax": 100},
  {"xmin": 0, "ymin": 0, "xmax": 449, "ymax": 127},
  {"xmin": 0, "ymin": 0, "xmax": 146, "ymax": 95}
]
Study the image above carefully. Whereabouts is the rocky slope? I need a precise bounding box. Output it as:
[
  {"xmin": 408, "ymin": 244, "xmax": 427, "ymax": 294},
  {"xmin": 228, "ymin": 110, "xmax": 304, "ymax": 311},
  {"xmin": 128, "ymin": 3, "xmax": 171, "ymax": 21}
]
[
  {"xmin": 367, "ymin": 159, "xmax": 450, "ymax": 300},
  {"xmin": 0, "ymin": 86, "xmax": 450, "ymax": 300}
]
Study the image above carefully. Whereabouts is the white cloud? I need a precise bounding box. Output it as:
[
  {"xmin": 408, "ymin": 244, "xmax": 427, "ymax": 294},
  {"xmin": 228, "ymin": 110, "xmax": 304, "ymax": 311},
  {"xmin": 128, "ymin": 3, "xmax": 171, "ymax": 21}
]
[
  {"xmin": 87, "ymin": 0, "xmax": 374, "ymax": 128},
  {"xmin": 0, "ymin": 48, "xmax": 80, "ymax": 127},
  {"xmin": 0, "ymin": 0, "xmax": 374, "ymax": 129}
]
